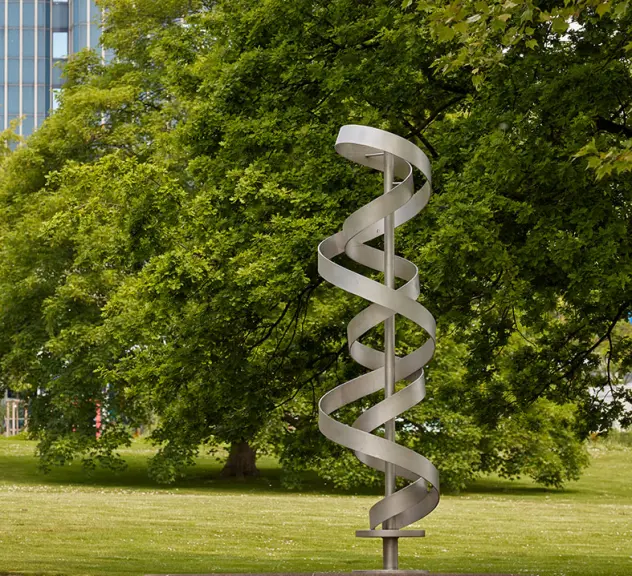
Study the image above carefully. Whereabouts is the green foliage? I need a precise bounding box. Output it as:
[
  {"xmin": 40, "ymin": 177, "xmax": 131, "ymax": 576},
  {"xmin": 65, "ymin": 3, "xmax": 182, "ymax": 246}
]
[
  {"xmin": 0, "ymin": 0, "xmax": 630, "ymax": 492},
  {"xmin": 415, "ymin": 0, "xmax": 632, "ymax": 175},
  {"xmin": 482, "ymin": 401, "xmax": 590, "ymax": 487},
  {"xmin": 575, "ymin": 137, "xmax": 632, "ymax": 179}
]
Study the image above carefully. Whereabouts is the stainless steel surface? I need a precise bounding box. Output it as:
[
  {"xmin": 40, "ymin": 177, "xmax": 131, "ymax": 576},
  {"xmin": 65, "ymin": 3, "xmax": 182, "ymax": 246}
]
[
  {"xmin": 317, "ymin": 125, "xmax": 440, "ymax": 565},
  {"xmin": 383, "ymin": 538, "xmax": 398, "ymax": 572},
  {"xmin": 382, "ymin": 151, "xmax": 397, "ymax": 570},
  {"xmin": 356, "ymin": 530, "xmax": 425, "ymax": 538}
]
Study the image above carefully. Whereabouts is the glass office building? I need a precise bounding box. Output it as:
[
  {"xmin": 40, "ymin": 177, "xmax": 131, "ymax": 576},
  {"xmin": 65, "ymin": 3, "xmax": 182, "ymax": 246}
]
[{"xmin": 0, "ymin": 0, "xmax": 109, "ymax": 138}]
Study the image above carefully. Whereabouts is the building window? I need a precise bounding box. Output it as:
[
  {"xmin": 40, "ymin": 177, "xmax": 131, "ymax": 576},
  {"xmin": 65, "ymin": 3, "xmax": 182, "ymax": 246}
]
[
  {"xmin": 8, "ymin": 87, "xmax": 19, "ymax": 114},
  {"xmin": 38, "ymin": 59, "xmax": 47, "ymax": 83},
  {"xmin": 52, "ymin": 3, "xmax": 69, "ymax": 30},
  {"xmin": 52, "ymin": 32, "xmax": 68, "ymax": 59},
  {"xmin": 23, "ymin": 59, "xmax": 34, "ymax": 84},
  {"xmin": 22, "ymin": 115, "xmax": 34, "ymax": 135},
  {"xmin": 8, "ymin": 59, "xmax": 19, "ymax": 84},
  {"xmin": 75, "ymin": 25, "xmax": 87, "ymax": 50},
  {"xmin": 8, "ymin": 30, "xmax": 20, "ymax": 58},
  {"xmin": 38, "ymin": 2, "xmax": 49, "ymax": 27},
  {"xmin": 38, "ymin": 30, "xmax": 48, "ymax": 59},
  {"xmin": 23, "ymin": 87, "xmax": 35, "ymax": 116},
  {"xmin": 23, "ymin": 30, "xmax": 35, "ymax": 58},
  {"xmin": 38, "ymin": 86, "xmax": 47, "ymax": 115},
  {"xmin": 8, "ymin": 3, "xmax": 19, "ymax": 24},
  {"xmin": 52, "ymin": 89, "xmax": 61, "ymax": 111},
  {"xmin": 52, "ymin": 63, "xmax": 64, "ymax": 87},
  {"xmin": 23, "ymin": 3, "xmax": 35, "ymax": 27}
]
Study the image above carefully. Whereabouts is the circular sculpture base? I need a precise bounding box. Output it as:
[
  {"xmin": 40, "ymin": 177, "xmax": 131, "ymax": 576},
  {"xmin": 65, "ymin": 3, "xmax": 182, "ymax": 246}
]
[{"xmin": 356, "ymin": 530, "xmax": 425, "ymax": 538}]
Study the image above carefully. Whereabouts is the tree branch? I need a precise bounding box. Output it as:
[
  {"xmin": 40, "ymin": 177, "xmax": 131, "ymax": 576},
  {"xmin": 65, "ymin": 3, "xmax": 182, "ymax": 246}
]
[
  {"xmin": 596, "ymin": 116, "xmax": 632, "ymax": 138},
  {"xmin": 402, "ymin": 117, "xmax": 439, "ymax": 158}
]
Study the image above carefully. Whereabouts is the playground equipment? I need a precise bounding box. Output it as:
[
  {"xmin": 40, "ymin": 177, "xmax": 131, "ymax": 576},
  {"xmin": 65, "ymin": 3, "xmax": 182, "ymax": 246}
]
[{"xmin": 2, "ymin": 392, "xmax": 27, "ymax": 436}]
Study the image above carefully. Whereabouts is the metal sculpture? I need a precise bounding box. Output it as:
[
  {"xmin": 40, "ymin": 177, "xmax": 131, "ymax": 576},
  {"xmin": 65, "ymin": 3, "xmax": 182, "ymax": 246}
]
[{"xmin": 317, "ymin": 125, "xmax": 440, "ymax": 570}]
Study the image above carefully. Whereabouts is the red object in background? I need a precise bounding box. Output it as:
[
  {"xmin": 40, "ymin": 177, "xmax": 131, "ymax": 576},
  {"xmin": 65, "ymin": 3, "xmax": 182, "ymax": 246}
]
[{"xmin": 96, "ymin": 402, "xmax": 102, "ymax": 439}]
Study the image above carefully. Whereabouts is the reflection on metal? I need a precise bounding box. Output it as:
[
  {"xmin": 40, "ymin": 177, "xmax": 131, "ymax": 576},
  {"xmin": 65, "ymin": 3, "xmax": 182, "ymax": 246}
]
[{"xmin": 317, "ymin": 125, "xmax": 440, "ymax": 570}]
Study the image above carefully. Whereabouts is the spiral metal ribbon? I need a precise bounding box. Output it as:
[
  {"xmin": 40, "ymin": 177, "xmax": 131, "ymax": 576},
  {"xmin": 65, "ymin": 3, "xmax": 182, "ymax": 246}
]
[{"xmin": 317, "ymin": 125, "xmax": 440, "ymax": 537}]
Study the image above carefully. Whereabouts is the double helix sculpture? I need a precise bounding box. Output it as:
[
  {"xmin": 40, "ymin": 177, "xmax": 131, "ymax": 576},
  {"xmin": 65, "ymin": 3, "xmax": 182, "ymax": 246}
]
[{"xmin": 317, "ymin": 125, "xmax": 440, "ymax": 570}]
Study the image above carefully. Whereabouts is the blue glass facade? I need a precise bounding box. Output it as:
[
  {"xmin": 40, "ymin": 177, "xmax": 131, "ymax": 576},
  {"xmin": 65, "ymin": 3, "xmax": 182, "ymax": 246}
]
[{"xmin": 1, "ymin": 0, "xmax": 109, "ymax": 137}]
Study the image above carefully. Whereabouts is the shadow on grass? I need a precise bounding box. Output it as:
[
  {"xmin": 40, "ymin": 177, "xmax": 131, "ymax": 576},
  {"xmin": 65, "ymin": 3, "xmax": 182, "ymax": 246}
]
[
  {"xmin": 460, "ymin": 478, "xmax": 573, "ymax": 496},
  {"xmin": 0, "ymin": 437, "xmax": 576, "ymax": 498},
  {"xmin": 0, "ymin": 439, "xmax": 384, "ymax": 497}
]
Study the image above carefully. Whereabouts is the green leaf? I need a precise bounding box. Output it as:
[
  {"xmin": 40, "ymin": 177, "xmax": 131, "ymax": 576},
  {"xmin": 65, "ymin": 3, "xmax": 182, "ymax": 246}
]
[
  {"xmin": 613, "ymin": 1, "xmax": 629, "ymax": 18},
  {"xmin": 587, "ymin": 156, "xmax": 602, "ymax": 169},
  {"xmin": 574, "ymin": 139, "xmax": 599, "ymax": 158},
  {"xmin": 526, "ymin": 38, "xmax": 538, "ymax": 49},
  {"xmin": 551, "ymin": 17, "xmax": 569, "ymax": 34},
  {"xmin": 436, "ymin": 23, "xmax": 456, "ymax": 42},
  {"xmin": 472, "ymin": 73, "xmax": 485, "ymax": 89},
  {"xmin": 596, "ymin": 2, "xmax": 611, "ymax": 17},
  {"xmin": 454, "ymin": 21, "xmax": 469, "ymax": 34}
]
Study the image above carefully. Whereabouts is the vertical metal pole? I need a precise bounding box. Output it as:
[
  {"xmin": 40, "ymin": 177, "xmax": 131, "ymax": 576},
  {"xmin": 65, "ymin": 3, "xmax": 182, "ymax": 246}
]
[{"xmin": 383, "ymin": 152, "xmax": 398, "ymax": 570}]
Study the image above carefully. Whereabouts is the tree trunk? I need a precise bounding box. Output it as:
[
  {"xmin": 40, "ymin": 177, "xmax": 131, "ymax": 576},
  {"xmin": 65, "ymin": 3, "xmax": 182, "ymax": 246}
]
[{"xmin": 220, "ymin": 440, "xmax": 259, "ymax": 479}]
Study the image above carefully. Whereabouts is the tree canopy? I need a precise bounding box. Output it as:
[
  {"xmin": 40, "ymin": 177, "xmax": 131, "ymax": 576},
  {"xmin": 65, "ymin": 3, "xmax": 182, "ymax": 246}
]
[{"xmin": 1, "ymin": 0, "xmax": 631, "ymax": 489}]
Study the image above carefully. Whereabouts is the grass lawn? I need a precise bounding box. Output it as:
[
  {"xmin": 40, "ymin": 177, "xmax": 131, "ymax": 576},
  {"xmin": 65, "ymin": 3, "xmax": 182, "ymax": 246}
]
[{"xmin": 0, "ymin": 436, "xmax": 630, "ymax": 576}]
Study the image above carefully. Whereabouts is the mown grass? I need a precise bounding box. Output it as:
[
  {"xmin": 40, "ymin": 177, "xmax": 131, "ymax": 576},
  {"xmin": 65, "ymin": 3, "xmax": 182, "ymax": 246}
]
[{"xmin": 0, "ymin": 436, "xmax": 630, "ymax": 576}]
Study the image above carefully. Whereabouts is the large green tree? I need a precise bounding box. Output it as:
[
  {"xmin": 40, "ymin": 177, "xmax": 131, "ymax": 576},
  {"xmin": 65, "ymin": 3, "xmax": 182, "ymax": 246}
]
[{"xmin": 1, "ymin": 0, "xmax": 630, "ymax": 488}]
